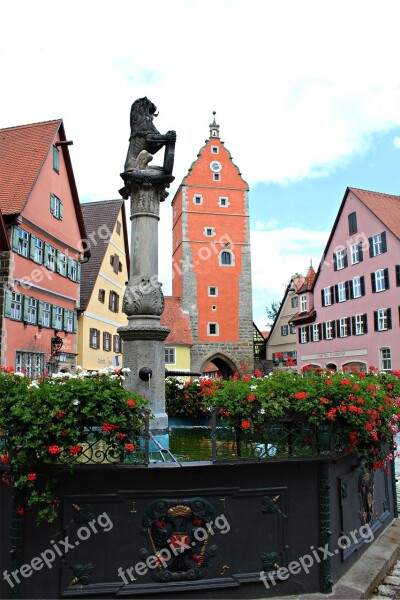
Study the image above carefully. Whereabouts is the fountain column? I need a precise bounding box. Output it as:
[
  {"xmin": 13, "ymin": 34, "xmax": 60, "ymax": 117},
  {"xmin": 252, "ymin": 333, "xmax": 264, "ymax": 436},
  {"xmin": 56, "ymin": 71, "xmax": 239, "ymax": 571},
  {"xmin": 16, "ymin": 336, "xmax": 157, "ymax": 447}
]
[{"xmin": 118, "ymin": 97, "xmax": 176, "ymax": 446}]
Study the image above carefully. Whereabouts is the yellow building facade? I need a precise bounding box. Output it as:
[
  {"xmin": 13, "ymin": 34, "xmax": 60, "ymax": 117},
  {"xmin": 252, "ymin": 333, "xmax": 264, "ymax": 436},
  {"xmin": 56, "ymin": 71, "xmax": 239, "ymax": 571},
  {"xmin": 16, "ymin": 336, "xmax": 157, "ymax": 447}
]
[
  {"xmin": 77, "ymin": 200, "xmax": 129, "ymax": 371},
  {"xmin": 161, "ymin": 297, "xmax": 193, "ymax": 373}
]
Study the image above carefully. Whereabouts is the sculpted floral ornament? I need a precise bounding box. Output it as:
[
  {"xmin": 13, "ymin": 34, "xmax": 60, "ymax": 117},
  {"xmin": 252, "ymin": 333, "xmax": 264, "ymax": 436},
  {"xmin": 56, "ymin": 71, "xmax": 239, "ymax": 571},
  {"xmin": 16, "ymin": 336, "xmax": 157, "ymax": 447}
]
[{"xmin": 123, "ymin": 276, "xmax": 165, "ymax": 316}]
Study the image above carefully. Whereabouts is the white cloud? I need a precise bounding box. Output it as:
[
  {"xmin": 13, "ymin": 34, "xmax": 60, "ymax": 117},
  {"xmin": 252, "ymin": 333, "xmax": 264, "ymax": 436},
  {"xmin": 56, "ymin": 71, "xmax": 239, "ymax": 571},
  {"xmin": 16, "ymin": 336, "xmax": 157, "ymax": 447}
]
[{"xmin": 394, "ymin": 137, "xmax": 400, "ymax": 149}]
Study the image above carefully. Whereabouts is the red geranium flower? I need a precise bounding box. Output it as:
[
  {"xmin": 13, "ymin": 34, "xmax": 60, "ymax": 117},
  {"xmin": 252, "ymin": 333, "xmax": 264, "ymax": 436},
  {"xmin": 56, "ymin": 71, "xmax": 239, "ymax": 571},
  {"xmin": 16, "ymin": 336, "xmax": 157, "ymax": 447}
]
[
  {"xmin": 101, "ymin": 423, "xmax": 117, "ymax": 432},
  {"xmin": 341, "ymin": 379, "xmax": 351, "ymax": 386},
  {"xmin": 69, "ymin": 445, "xmax": 82, "ymax": 456},
  {"xmin": 124, "ymin": 443, "xmax": 135, "ymax": 452},
  {"xmin": 294, "ymin": 392, "xmax": 308, "ymax": 400},
  {"xmin": 117, "ymin": 432, "xmax": 126, "ymax": 440},
  {"xmin": 0, "ymin": 454, "xmax": 8, "ymax": 464},
  {"xmin": 127, "ymin": 399, "xmax": 136, "ymax": 407},
  {"xmin": 17, "ymin": 507, "xmax": 25, "ymax": 516},
  {"xmin": 27, "ymin": 473, "xmax": 36, "ymax": 481},
  {"xmin": 247, "ymin": 394, "xmax": 256, "ymax": 402},
  {"xmin": 241, "ymin": 420, "xmax": 251, "ymax": 430},
  {"xmin": 48, "ymin": 445, "xmax": 62, "ymax": 455}
]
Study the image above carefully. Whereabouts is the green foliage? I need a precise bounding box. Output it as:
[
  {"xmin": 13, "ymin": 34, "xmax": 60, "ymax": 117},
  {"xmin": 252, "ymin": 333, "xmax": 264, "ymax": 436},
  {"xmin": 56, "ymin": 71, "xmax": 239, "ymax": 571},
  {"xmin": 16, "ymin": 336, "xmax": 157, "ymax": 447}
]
[
  {"xmin": 165, "ymin": 367, "xmax": 400, "ymax": 470},
  {"xmin": 0, "ymin": 367, "xmax": 148, "ymax": 523},
  {"xmin": 165, "ymin": 377, "xmax": 213, "ymax": 418}
]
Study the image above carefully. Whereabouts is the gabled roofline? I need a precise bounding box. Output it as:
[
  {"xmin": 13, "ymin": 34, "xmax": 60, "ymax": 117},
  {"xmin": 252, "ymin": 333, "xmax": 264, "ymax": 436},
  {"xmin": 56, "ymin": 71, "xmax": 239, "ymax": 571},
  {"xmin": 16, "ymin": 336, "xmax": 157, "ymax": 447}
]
[
  {"xmin": 265, "ymin": 283, "xmax": 291, "ymax": 343},
  {"xmin": 311, "ymin": 186, "xmax": 400, "ymax": 292}
]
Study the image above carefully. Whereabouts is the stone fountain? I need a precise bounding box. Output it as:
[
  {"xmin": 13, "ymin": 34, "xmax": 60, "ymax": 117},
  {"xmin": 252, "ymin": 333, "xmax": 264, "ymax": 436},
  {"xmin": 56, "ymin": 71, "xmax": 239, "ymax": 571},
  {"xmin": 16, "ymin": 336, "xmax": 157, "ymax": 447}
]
[{"xmin": 118, "ymin": 97, "xmax": 176, "ymax": 446}]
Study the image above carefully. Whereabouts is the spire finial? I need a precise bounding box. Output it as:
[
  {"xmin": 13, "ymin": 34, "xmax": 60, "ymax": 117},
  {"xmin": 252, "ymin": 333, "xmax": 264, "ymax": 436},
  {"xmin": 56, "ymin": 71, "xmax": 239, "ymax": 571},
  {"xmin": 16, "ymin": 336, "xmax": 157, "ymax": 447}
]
[{"xmin": 209, "ymin": 111, "xmax": 220, "ymax": 139}]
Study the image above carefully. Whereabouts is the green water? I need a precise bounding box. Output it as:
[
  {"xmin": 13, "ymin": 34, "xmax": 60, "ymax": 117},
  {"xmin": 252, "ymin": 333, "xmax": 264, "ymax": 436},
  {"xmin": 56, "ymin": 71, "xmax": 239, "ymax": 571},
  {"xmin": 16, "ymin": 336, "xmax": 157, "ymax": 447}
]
[{"xmin": 169, "ymin": 428, "xmax": 213, "ymax": 462}]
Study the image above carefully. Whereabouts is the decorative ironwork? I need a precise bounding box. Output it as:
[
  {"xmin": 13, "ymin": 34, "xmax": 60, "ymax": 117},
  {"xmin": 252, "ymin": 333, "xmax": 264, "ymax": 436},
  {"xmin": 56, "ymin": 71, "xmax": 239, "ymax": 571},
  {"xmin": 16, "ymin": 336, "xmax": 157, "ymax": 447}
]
[
  {"xmin": 261, "ymin": 552, "xmax": 280, "ymax": 572},
  {"xmin": 139, "ymin": 497, "xmax": 218, "ymax": 582},
  {"xmin": 69, "ymin": 563, "xmax": 94, "ymax": 586},
  {"xmin": 261, "ymin": 495, "xmax": 287, "ymax": 518},
  {"xmin": 359, "ymin": 467, "xmax": 375, "ymax": 525},
  {"xmin": 72, "ymin": 503, "xmax": 95, "ymax": 524},
  {"xmin": 212, "ymin": 412, "xmax": 336, "ymax": 462}
]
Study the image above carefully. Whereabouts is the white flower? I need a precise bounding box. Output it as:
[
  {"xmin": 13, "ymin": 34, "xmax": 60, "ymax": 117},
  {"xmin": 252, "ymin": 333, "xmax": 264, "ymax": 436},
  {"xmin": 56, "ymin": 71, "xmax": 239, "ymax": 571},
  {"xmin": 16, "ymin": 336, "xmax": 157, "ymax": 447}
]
[
  {"xmin": 28, "ymin": 381, "xmax": 39, "ymax": 389},
  {"xmin": 14, "ymin": 372, "xmax": 25, "ymax": 377},
  {"xmin": 73, "ymin": 399, "xmax": 80, "ymax": 405},
  {"xmin": 121, "ymin": 367, "xmax": 131, "ymax": 374},
  {"xmin": 250, "ymin": 385, "xmax": 257, "ymax": 390}
]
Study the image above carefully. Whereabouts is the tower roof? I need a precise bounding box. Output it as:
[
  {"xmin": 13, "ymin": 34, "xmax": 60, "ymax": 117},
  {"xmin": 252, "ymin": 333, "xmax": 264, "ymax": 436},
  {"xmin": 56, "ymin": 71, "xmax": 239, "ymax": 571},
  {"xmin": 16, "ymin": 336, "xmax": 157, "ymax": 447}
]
[{"xmin": 209, "ymin": 111, "xmax": 220, "ymax": 139}]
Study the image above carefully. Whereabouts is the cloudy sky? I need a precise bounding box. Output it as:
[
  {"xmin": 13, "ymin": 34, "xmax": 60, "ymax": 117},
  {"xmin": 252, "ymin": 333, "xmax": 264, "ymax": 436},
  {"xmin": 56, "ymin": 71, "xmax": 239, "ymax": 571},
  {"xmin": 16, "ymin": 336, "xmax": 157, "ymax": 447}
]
[{"xmin": 1, "ymin": 0, "xmax": 400, "ymax": 329}]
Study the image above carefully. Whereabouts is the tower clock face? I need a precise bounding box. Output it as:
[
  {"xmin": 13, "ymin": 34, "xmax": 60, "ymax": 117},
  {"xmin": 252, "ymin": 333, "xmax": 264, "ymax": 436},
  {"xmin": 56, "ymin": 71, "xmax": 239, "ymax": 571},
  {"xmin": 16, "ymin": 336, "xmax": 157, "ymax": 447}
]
[{"xmin": 209, "ymin": 160, "xmax": 222, "ymax": 173}]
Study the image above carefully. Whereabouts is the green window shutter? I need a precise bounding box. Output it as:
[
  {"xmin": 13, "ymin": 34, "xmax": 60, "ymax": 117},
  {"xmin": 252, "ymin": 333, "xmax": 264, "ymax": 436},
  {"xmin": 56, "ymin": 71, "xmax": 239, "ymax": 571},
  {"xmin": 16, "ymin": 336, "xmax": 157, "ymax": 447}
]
[
  {"xmin": 29, "ymin": 234, "xmax": 36, "ymax": 260},
  {"xmin": 76, "ymin": 261, "xmax": 81, "ymax": 283},
  {"xmin": 73, "ymin": 311, "xmax": 77, "ymax": 334},
  {"xmin": 59, "ymin": 201, "xmax": 64, "ymax": 220},
  {"xmin": 44, "ymin": 243, "xmax": 50, "ymax": 268},
  {"xmin": 22, "ymin": 295, "xmax": 29, "ymax": 322},
  {"xmin": 50, "ymin": 194, "xmax": 55, "ymax": 216},
  {"xmin": 56, "ymin": 251, "xmax": 62, "ymax": 274},
  {"xmin": 37, "ymin": 300, "xmax": 44, "ymax": 326},
  {"xmin": 4, "ymin": 290, "xmax": 12, "ymax": 318},
  {"xmin": 63, "ymin": 309, "xmax": 68, "ymax": 331},
  {"xmin": 51, "ymin": 305, "xmax": 57, "ymax": 328},
  {"xmin": 12, "ymin": 226, "xmax": 19, "ymax": 252},
  {"xmin": 67, "ymin": 257, "xmax": 73, "ymax": 279}
]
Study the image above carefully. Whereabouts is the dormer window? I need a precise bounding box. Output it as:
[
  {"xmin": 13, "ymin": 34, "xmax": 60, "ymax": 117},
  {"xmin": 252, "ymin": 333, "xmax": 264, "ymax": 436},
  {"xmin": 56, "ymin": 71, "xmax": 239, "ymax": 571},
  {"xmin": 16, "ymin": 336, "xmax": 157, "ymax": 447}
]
[{"xmin": 300, "ymin": 294, "xmax": 307, "ymax": 312}]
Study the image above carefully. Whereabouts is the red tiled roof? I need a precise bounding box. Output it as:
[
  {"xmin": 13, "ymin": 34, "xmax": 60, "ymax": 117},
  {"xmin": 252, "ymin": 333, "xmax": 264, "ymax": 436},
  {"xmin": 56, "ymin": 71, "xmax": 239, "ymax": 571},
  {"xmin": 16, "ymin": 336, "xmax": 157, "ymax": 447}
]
[
  {"xmin": 260, "ymin": 331, "xmax": 270, "ymax": 339},
  {"xmin": 349, "ymin": 188, "xmax": 400, "ymax": 239},
  {"xmin": 289, "ymin": 308, "xmax": 316, "ymax": 325},
  {"xmin": 0, "ymin": 120, "xmax": 61, "ymax": 215},
  {"xmin": 297, "ymin": 266, "xmax": 316, "ymax": 293},
  {"xmin": 203, "ymin": 361, "xmax": 219, "ymax": 372},
  {"xmin": 161, "ymin": 297, "xmax": 194, "ymax": 345}
]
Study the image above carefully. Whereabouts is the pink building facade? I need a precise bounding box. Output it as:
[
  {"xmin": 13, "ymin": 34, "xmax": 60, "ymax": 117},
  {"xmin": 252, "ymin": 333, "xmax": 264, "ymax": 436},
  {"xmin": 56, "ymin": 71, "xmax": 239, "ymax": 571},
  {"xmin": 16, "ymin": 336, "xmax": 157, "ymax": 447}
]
[{"xmin": 292, "ymin": 188, "xmax": 400, "ymax": 372}]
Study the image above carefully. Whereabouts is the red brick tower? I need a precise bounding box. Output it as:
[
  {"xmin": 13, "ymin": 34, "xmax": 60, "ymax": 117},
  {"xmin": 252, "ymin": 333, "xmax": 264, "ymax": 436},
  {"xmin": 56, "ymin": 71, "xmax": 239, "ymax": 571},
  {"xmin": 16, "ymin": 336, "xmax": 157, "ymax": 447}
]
[{"xmin": 171, "ymin": 113, "xmax": 254, "ymax": 376}]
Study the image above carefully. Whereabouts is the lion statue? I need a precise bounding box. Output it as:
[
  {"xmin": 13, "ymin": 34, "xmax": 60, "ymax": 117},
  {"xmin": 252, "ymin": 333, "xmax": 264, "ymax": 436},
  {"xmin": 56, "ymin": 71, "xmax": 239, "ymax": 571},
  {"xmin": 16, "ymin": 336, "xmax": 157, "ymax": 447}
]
[{"xmin": 123, "ymin": 97, "xmax": 176, "ymax": 174}]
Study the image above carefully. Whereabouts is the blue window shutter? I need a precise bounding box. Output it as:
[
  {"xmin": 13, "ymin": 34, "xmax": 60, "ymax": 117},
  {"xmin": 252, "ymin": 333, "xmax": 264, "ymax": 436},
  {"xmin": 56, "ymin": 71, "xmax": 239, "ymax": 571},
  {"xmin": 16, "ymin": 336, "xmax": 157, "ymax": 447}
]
[
  {"xmin": 22, "ymin": 296, "xmax": 29, "ymax": 322},
  {"xmin": 73, "ymin": 312, "xmax": 77, "ymax": 334},
  {"xmin": 76, "ymin": 262, "xmax": 81, "ymax": 283},
  {"xmin": 44, "ymin": 243, "xmax": 50, "ymax": 268},
  {"xmin": 59, "ymin": 201, "xmax": 64, "ymax": 220},
  {"xmin": 50, "ymin": 194, "xmax": 55, "ymax": 216},
  {"xmin": 51, "ymin": 305, "xmax": 57, "ymax": 328},
  {"xmin": 67, "ymin": 257, "xmax": 73, "ymax": 279},
  {"xmin": 56, "ymin": 251, "xmax": 62, "ymax": 274}
]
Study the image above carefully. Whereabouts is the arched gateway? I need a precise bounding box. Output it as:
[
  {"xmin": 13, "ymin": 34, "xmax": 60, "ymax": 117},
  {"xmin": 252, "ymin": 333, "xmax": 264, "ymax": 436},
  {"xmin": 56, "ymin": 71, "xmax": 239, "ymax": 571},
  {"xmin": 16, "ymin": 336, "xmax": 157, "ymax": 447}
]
[{"xmin": 201, "ymin": 354, "xmax": 237, "ymax": 379}]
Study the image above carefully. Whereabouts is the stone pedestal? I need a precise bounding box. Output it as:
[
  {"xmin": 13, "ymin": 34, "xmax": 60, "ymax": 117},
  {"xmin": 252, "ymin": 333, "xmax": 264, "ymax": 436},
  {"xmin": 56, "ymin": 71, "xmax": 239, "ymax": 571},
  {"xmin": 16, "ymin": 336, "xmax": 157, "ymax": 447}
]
[{"xmin": 118, "ymin": 171, "xmax": 174, "ymax": 441}]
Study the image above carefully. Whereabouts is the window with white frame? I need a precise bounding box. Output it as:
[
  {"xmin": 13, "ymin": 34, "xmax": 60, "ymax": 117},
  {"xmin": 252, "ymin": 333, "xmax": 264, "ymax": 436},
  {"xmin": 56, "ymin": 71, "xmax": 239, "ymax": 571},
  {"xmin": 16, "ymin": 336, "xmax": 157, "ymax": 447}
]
[
  {"xmin": 26, "ymin": 297, "xmax": 37, "ymax": 324},
  {"xmin": 373, "ymin": 269, "xmax": 387, "ymax": 292},
  {"xmin": 281, "ymin": 325, "xmax": 288, "ymax": 336},
  {"xmin": 54, "ymin": 306, "xmax": 63, "ymax": 330},
  {"xmin": 376, "ymin": 308, "xmax": 389, "ymax": 331},
  {"xmin": 355, "ymin": 314, "xmax": 365, "ymax": 335},
  {"xmin": 103, "ymin": 332, "xmax": 111, "ymax": 351},
  {"xmin": 47, "ymin": 246, "xmax": 57, "ymax": 271},
  {"xmin": 325, "ymin": 321, "xmax": 333, "ymax": 339},
  {"xmin": 33, "ymin": 238, "xmax": 43, "ymax": 264},
  {"xmin": 57, "ymin": 252, "xmax": 67, "ymax": 277},
  {"xmin": 300, "ymin": 326, "xmax": 308, "ymax": 344},
  {"xmin": 335, "ymin": 248, "xmax": 347, "ymax": 270},
  {"xmin": 380, "ymin": 348, "xmax": 392, "ymax": 371},
  {"xmin": 218, "ymin": 196, "xmax": 229, "ymax": 207},
  {"xmin": 312, "ymin": 323, "xmax": 320, "ymax": 341},
  {"xmin": 352, "ymin": 277, "xmax": 361, "ymax": 298},
  {"xmin": 213, "ymin": 173, "xmax": 220, "ymax": 181},
  {"xmin": 42, "ymin": 302, "xmax": 51, "ymax": 327},
  {"xmin": 53, "ymin": 145, "xmax": 60, "ymax": 172},
  {"xmin": 204, "ymin": 227, "xmax": 215, "ymax": 237},
  {"xmin": 208, "ymin": 322, "xmax": 219, "ymax": 336},
  {"xmin": 339, "ymin": 317, "xmax": 348, "ymax": 338},
  {"xmin": 291, "ymin": 296, "xmax": 298, "ymax": 308},
  {"xmin": 219, "ymin": 250, "xmax": 234, "ymax": 266},
  {"xmin": 323, "ymin": 287, "xmax": 332, "ymax": 306},
  {"xmin": 212, "ymin": 305, "xmax": 217, "ymax": 311},
  {"xmin": 208, "ymin": 286, "xmax": 218, "ymax": 296},
  {"xmin": 371, "ymin": 233, "xmax": 383, "ymax": 256},
  {"xmin": 64, "ymin": 309, "xmax": 74, "ymax": 333},
  {"xmin": 351, "ymin": 243, "xmax": 361, "ymax": 265},
  {"xmin": 50, "ymin": 194, "xmax": 63, "ymax": 220},
  {"xmin": 11, "ymin": 292, "xmax": 22, "ymax": 320},
  {"xmin": 18, "ymin": 229, "xmax": 29, "ymax": 257},
  {"xmin": 165, "ymin": 347, "xmax": 175, "ymax": 364},
  {"xmin": 211, "ymin": 146, "xmax": 219, "ymax": 154},
  {"xmin": 300, "ymin": 294, "xmax": 307, "ymax": 312},
  {"xmin": 337, "ymin": 282, "xmax": 346, "ymax": 302},
  {"xmin": 193, "ymin": 194, "xmax": 203, "ymax": 205},
  {"xmin": 289, "ymin": 323, "xmax": 296, "ymax": 334}
]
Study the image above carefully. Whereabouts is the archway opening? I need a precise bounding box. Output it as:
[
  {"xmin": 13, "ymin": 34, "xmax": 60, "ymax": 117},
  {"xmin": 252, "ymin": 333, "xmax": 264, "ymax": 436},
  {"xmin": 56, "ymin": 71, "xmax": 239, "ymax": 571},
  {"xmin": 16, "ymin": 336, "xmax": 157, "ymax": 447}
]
[{"xmin": 202, "ymin": 356, "xmax": 235, "ymax": 380}]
